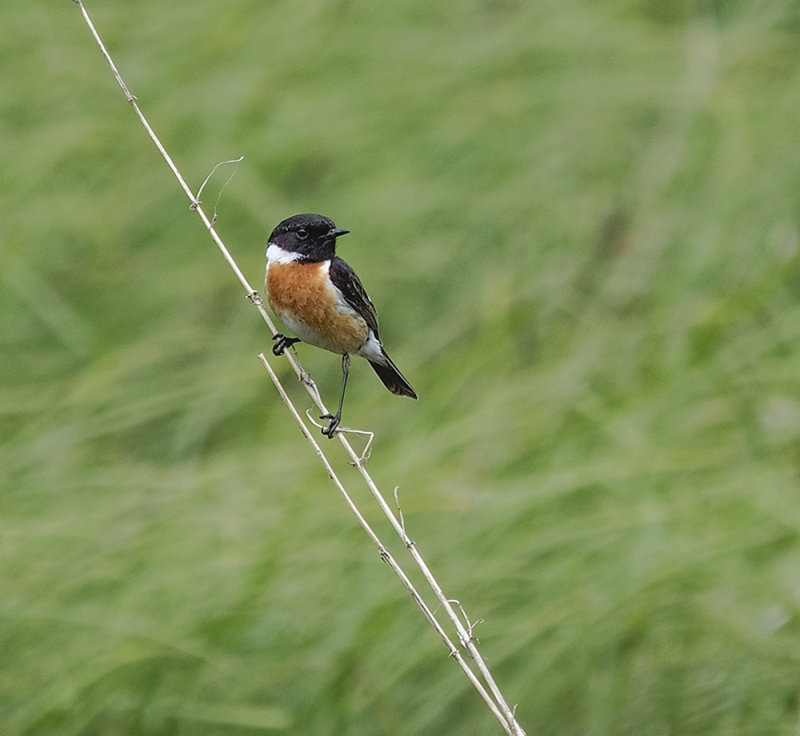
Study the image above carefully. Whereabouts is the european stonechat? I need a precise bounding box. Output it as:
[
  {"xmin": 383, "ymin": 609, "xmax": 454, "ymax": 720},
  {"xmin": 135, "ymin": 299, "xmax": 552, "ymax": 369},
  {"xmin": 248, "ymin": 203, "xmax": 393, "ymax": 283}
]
[{"xmin": 265, "ymin": 213, "xmax": 417, "ymax": 437}]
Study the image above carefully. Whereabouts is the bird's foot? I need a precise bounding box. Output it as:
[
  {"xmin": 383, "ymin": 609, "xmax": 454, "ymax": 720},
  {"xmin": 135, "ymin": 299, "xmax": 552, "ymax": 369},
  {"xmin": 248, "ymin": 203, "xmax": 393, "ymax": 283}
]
[
  {"xmin": 320, "ymin": 413, "xmax": 341, "ymax": 438},
  {"xmin": 272, "ymin": 334, "xmax": 300, "ymax": 356}
]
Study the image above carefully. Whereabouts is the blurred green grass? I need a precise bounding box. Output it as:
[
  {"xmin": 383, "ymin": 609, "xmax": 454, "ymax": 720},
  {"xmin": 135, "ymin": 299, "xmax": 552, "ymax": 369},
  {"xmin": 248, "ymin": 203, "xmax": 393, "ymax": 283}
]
[{"xmin": 3, "ymin": 0, "xmax": 800, "ymax": 733}]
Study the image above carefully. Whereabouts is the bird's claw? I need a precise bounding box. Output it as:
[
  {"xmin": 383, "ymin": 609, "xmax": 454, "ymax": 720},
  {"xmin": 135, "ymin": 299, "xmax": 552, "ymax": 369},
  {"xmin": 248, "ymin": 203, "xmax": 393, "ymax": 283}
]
[
  {"xmin": 272, "ymin": 333, "xmax": 299, "ymax": 356},
  {"xmin": 320, "ymin": 413, "xmax": 341, "ymax": 438}
]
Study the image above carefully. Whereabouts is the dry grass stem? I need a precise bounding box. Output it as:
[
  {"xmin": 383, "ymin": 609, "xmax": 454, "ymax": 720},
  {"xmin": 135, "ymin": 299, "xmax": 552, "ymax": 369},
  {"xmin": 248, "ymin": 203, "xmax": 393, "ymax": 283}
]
[
  {"xmin": 193, "ymin": 155, "xmax": 244, "ymax": 225},
  {"xmin": 73, "ymin": 2, "xmax": 526, "ymax": 733},
  {"xmin": 259, "ymin": 355, "xmax": 512, "ymax": 732}
]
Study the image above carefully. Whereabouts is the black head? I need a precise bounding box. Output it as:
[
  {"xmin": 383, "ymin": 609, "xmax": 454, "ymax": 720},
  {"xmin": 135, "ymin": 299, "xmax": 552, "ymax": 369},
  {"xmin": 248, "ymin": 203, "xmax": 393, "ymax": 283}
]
[{"xmin": 268, "ymin": 213, "xmax": 350, "ymax": 262}]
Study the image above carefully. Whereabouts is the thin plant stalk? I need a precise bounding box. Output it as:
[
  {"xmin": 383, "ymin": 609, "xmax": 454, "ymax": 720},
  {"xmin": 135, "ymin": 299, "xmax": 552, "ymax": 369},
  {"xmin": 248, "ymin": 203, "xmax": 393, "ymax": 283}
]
[{"xmin": 71, "ymin": 3, "xmax": 527, "ymax": 733}]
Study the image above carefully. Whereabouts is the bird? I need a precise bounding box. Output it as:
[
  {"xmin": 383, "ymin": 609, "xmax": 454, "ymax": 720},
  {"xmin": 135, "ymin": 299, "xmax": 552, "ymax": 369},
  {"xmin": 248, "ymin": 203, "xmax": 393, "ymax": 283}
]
[{"xmin": 264, "ymin": 213, "xmax": 417, "ymax": 437}]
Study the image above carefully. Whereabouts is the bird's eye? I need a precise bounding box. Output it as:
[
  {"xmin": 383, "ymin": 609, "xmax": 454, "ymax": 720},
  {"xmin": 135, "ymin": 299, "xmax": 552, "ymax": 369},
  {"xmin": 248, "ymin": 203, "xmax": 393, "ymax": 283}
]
[{"xmin": 296, "ymin": 227, "xmax": 309, "ymax": 240}]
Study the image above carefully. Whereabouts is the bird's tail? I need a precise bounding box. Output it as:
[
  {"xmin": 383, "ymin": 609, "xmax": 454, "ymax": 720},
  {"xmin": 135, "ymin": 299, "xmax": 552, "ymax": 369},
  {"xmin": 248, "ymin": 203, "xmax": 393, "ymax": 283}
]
[{"xmin": 369, "ymin": 351, "xmax": 417, "ymax": 399}]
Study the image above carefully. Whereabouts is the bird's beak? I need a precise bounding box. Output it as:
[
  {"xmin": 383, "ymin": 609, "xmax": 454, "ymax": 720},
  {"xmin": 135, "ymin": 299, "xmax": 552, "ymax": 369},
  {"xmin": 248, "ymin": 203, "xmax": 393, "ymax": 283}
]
[{"xmin": 331, "ymin": 227, "xmax": 350, "ymax": 238}]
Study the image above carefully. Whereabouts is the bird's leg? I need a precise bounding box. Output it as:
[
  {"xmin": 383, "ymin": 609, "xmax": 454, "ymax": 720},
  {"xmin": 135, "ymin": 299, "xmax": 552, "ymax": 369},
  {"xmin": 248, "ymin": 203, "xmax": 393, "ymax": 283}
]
[
  {"xmin": 272, "ymin": 334, "xmax": 301, "ymax": 356},
  {"xmin": 321, "ymin": 353, "xmax": 350, "ymax": 438}
]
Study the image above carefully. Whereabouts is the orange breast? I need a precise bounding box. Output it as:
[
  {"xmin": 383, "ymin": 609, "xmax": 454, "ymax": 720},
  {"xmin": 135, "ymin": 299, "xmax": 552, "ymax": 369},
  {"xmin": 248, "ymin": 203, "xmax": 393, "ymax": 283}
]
[{"xmin": 266, "ymin": 260, "xmax": 369, "ymax": 354}]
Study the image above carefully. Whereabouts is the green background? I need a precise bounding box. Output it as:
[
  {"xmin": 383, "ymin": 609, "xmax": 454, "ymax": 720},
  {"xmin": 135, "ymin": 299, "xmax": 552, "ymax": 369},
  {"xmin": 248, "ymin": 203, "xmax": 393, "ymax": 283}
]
[{"xmin": 3, "ymin": 0, "xmax": 800, "ymax": 733}]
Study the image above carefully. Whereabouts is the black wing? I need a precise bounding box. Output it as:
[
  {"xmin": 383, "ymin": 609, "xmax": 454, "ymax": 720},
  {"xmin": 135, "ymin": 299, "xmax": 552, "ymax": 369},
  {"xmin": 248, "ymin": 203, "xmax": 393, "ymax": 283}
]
[{"xmin": 329, "ymin": 256, "xmax": 380, "ymax": 336}]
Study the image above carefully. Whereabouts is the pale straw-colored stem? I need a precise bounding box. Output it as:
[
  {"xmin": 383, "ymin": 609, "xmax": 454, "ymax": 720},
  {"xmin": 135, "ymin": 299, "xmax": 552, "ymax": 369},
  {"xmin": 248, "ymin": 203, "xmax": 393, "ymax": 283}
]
[
  {"xmin": 258, "ymin": 354, "xmax": 512, "ymax": 731},
  {"xmin": 72, "ymin": 3, "xmax": 526, "ymax": 733}
]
